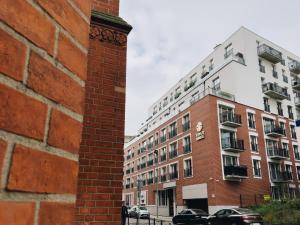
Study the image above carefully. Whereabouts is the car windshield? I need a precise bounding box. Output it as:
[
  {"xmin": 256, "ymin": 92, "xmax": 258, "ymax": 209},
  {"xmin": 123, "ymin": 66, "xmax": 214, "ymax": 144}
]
[
  {"xmin": 234, "ymin": 208, "xmax": 256, "ymax": 214},
  {"xmin": 191, "ymin": 209, "xmax": 206, "ymax": 215},
  {"xmin": 139, "ymin": 207, "xmax": 147, "ymax": 210}
]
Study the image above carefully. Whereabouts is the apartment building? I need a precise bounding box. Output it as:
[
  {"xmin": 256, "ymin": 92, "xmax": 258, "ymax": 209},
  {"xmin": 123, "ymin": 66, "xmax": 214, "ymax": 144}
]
[{"xmin": 123, "ymin": 27, "xmax": 300, "ymax": 216}]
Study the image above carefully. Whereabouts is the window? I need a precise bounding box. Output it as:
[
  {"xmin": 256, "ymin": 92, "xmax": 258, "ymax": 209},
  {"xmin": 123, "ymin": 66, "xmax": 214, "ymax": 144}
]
[
  {"xmin": 285, "ymin": 164, "xmax": 293, "ymax": 180},
  {"xmin": 169, "ymin": 163, "xmax": 178, "ymax": 180},
  {"xmin": 288, "ymin": 106, "xmax": 294, "ymax": 119},
  {"xmin": 272, "ymin": 65, "xmax": 278, "ymax": 78},
  {"xmin": 277, "ymin": 102, "xmax": 283, "ymax": 116},
  {"xmin": 224, "ymin": 43, "xmax": 233, "ymax": 59},
  {"xmin": 283, "ymin": 70, "xmax": 288, "ymax": 83},
  {"xmin": 160, "ymin": 128, "xmax": 167, "ymax": 142},
  {"xmin": 158, "ymin": 190, "xmax": 167, "ymax": 206},
  {"xmin": 266, "ymin": 139, "xmax": 278, "ymax": 156},
  {"xmin": 184, "ymin": 158, "xmax": 192, "ymax": 177},
  {"xmin": 182, "ymin": 114, "xmax": 190, "ymax": 131},
  {"xmin": 163, "ymin": 97, "xmax": 168, "ymax": 107},
  {"xmin": 279, "ymin": 122, "xmax": 286, "ymax": 136},
  {"xmin": 160, "ymin": 167, "xmax": 167, "ymax": 182},
  {"xmin": 209, "ymin": 59, "xmax": 214, "ymax": 71},
  {"xmin": 160, "ymin": 147, "xmax": 167, "ymax": 162},
  {"xmin": 297, "ymin": 166, "xmax": 300, "ymax": 180},
  {"xmin": 263, "ymin": 118, "xmax": 275, "ymax": 134},
  {"xmin": 290, "ymin": 125, "xmax": 297, "ymax": 139},
  {"xmin": 259, "ymin": 59, "xmax": 265, "ymax": 73},
  {"xmin": 147, "ymin": 153, "xmax": 154, "ymax": 166},
  {"xmin": 183, "ymin": 136, "xmax": 191, "ymax": 154},
  {"xmin": 253, "ymin": 159, "xmax": 261, "ymax": 177},
  {"xmin": 221, "ymin": 129, "xmax": 237, "ymax": 149},
  {"xmin": 148, "ymin": 136, "xmax": 154, "ymax": 149},
  {"xmin": 248, "ymin": 112, "xmax": 256, "ymax": 129},
  {"xmin": 147, "ymin": 171, "xmax": 154, "ymax": 184},
  {"xmin": 263, "ymin": 97, "xmax": 270, "ymax": 112},
  {"xmin": 213, "ymin": 77, "xmax": 220, "ymax": 91},
  {"xmin": 294, "ymin": 145, "xmax": 300, "ymax": 160},
  {"xmin": 169, "ymin": 142, "xmax": 178, "ymax": 159},
  {"xmin": 223, "ymin": 155, "xmax": 238, "ymax": 166},
  {"xmin": 169, "ymin": 122, "xmax": 177, "ymax": 138},
  {"xmin": 250, "ymin": 135, "xmax": 258, "ymax": 152},
  {"xmin": 282, "ymin": 143, "xmax": 290, "ymax": 158}
]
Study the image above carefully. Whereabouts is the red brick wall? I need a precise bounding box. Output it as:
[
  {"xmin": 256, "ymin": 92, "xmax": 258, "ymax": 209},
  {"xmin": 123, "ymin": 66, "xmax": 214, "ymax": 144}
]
[
  {"xmin": 0, "ymin": 0, "xmax": 91, "ymax": 224},
  {"xmin": 74, "ymin": 12, "xmax": 130, "ymax": 225},
  {"xmin": 92, "ymin": 0, "xmax": 120, "ymax": 16}
]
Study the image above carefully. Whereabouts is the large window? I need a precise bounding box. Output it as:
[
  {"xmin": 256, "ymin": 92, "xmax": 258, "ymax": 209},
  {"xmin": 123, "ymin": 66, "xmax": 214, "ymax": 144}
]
[
  {"xmin": 263, "ymin": 97, "xmax": 270, "ymax": 112},
  {"xmin": 160, "ymin": 147, "xmax": 167, "ymax": 162},
  {"xmin": 183, "ymin": 136, "xmax": 191, "ymax": 154},
  {"xmin": 250, "ymin": 135, "xmax": 258, "ymax": 152},
  {"xmin": 294, "ymin": 145, "xmax": 300, "ymax": 160},
  {"xmin": 263, "ymin": 118, "xmax": 275, "ymax": 134},
  {"xmin": 169, "ymin": 122, "xmax": 177, "ymax": 138},
  {"xmin": 248, "ymin": 112, "xmax": 256, "ymax": 129},
  {"xmin": 184, "ymin": 158, "xmax": 192, "ymax": 177},
  {"xmin": 160, "ymin": 128, "xmax": 167, "ymax": 142},
  {"xmin": 290, "ymin": 125, "xmax": 297, "ymax": 139},
  {"xmin": 169, "ymin": 142, "xmax": 178, "ymax": 159},
  {"xmin": 169, "ymin": 163, "xmax": 178, "ymax": 180},
  {"xmin": 158, "ymin": 190, "xmax": 167, "ymax": 206},
  {"xmin": 182, "ymin": 114, "xmax": 190, "ymax": 131},
  {"xmin": 297, "ymin": 166, "xmax": 300, "ymax": 180},
  {"xmin": 223, "ymin": 155, "xmax": 238, "ymax": 166},
  {"xmin": 253, "ymin": 159, "xmax": 261, "ymax": 177},
  {"xmin": 279, "ymin": 122, "xmax": 286, "ymax": 136}
]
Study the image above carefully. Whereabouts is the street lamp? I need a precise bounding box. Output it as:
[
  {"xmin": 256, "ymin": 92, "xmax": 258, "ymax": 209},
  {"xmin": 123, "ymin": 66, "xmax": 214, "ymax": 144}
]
[{"xmin": 154, "ymin": 149, "xmax": 159, "ymax": 219}]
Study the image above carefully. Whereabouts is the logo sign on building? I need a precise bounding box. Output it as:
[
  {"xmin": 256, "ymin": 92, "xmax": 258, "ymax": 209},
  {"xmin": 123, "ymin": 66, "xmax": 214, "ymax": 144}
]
[{"xmin": 196, "ymin": 122, "xmax": 205, "ymax": 141}]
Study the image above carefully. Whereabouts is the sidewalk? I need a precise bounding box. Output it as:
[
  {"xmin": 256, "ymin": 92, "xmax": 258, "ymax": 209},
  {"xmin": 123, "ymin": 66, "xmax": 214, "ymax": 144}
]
[{"xmin": 149, "ymin": 215, "xmax": 173, "ymax": 222}]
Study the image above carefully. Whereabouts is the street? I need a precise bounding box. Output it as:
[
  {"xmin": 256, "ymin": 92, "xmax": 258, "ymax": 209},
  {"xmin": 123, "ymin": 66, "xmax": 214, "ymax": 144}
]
[{"xmin": 127, "ymin": 217, "xmax": 173, "ymax": 225}]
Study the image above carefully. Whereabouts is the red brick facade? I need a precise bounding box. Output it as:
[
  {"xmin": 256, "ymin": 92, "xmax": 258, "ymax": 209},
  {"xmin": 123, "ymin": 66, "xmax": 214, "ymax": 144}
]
[
  {"xmin": 123, "ymin": 95, "xmax": 299, "ymax": 214},
  {"xmin": 0, "ymin": 0, "xmax": 130, "ymax": 224}
]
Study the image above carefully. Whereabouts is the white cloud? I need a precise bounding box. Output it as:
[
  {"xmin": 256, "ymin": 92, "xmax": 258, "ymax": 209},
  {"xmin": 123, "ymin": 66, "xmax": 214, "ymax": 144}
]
[{"xmin": 120, "ymin": 0, "xmax": 300, "ymax": 135}]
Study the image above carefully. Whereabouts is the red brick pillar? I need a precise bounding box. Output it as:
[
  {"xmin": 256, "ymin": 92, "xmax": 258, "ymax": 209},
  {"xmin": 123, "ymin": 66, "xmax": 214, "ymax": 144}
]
[
  {"xmin": 74, "ymin": 2, "xmax": 132, "ymax": 224},
  {"xmin": 0, "ymin": 0, "xmax": 91, "ymax": 224}
]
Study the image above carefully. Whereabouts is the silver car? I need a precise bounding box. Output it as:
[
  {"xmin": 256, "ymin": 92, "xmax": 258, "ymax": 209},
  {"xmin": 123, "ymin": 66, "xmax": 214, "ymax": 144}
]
[{"xmin": 129, "ymin": 206, "xmax": 150, "ymax": 219}]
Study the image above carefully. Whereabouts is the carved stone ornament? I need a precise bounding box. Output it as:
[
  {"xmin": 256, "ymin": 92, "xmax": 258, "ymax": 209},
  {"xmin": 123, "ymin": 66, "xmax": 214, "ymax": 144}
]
[{"xmin": 89, "ymin": 25, "xmax": 127, "ymax": 46}]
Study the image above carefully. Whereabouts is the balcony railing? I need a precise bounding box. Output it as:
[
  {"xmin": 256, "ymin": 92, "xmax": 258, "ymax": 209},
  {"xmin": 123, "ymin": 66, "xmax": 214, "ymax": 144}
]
[
  {"xmin": 270, "ymin": 171, "xmax": 292, "ymax": 183},
  {"xmin": 262, "ymin": 82, "xmax": 289, "ymax": 100},
  {"xmin": 182, "ymin": 122, "xmax": 190, "ymax": 132},
  {"xmin": 184, "ymin": 168, "xmax": 192, "ymax": 177},
  {"xmin": 183, "ymin": 144, "xmax": 191, "ymax": 154},
  {"xmin": 147, "ymin": 160, "xmax": 153, "ymax": 166},
  {"xmin": 267, "ymin": 147, "xmax": 289, "ymax": 160},
  {"xmin": 289, "ymin": 60, "xmax": 300, "ymax": 74},
  {"xmin": 292, "ymin": 79, "xmax": 300, "ymax": 91},
  {"xmin": 221, "ymin": 138, "xmax": 245, "ymax": 153},
  {"xmin": 160, "ymin": 175, "xmax": 167, "ymax": 182},
  {"xmin": 125, "ymin": 184, "xmax": 130, "ymax": 189},
  {"xmin": 169, "ymin": 172, "xmax": 178, "ymax": 180},
  {"xmin": 160, "ymin": 154, "xmax": 166, "ymax": 162},
  {"xmin": 169, "ymin": 150, "xmax": 178, "ymax": 159},
  {"xmin": 224, "ymin": 165, "xmax": 248, "ymax": 180},
  {"xmin": 258, "ymin": 44, "xmax": 282, "ymax": 63},
  {"xmin": 295, "ymin": 97, "xmax": 300, "ymax": 108},
  {"xmin": 169, "ymin": 129, "xmax": 177, "ymax": 138},
  {"xmin": 265, "ymin": 126, "xmax": 285, "ymax": 138},
  {"xmin": 220, "ymin": 112, "xmax": 242, "ymax": 128}
]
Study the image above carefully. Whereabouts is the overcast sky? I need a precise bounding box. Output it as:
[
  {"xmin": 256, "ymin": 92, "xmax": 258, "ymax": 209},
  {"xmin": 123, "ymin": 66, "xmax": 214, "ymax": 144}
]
[{"xmin": 120, "ymin": 0, "xmax": 300, "ymax": 135}]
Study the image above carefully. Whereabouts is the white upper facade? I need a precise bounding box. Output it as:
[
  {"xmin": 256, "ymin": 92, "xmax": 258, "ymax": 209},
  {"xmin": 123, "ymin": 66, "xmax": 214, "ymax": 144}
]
[{"xmin": 133, "ymin": 26, "xmax": 300, "ymax": 142}]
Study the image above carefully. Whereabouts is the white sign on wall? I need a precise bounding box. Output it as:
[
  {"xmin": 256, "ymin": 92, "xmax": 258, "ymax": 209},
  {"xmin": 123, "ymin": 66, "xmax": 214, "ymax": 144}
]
[{"xmin": 196, "ymin": 122, "xmax": 205, "ymax": 141}]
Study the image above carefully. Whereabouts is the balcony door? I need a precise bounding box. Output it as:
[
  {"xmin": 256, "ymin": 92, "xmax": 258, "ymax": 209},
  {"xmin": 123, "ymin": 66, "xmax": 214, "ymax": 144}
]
[{"xmin": 221, "ymin": 129, "xmax": 235, "ymax": 148}]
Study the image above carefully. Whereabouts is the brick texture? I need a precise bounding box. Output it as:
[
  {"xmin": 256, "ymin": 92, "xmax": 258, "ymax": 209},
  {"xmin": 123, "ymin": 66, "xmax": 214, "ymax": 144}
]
[
  {"xmin": 57, "ymin": 33, "xmax": 87, "ymax": 80},
  {"xmin": 0, "ymin": 0, "xmax": 55, "ymax": 55},
  {"xmin": 0, "ymin": 28, "xmax": 27, "ymax": 81},
  {"xmin": 0, "ymin": 139, "xmax": 7, "ymax": 185},
  {"xmin": 0, "ymin": 83, "xmax": 48, "ymax": 141},
  {"xmin": 92, "ymin": 0, "xmax": 120, "ymax": 16},
  {"xmin": 28, "ymin": 52, "xmax": 84, "ymax": 114},
  {"xmin": 0, "ymin": 201, "xmax": 35, "ymax": 225},
  {"xmin": 8, "ymin": 144, "xmax": 78, "ymax": 194},
  {"xmin": 48, "ymin": 109, "xmax": 82, "ymax": 154},
  {"xmin": 73, "ymin": 0, "xmax": 92, "ymax": 17},
  {"xmin": 39, "ymin": 202, "xmax": 75, "ymax": 225}
]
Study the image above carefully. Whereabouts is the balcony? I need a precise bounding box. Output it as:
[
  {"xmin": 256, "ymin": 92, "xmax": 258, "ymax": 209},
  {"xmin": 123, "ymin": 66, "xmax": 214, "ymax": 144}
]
[
  {"xmin": 220, "ymin": 112, "xmax": 242, "ymax": 128},
  {"xmin": 160, "ymin": 175, "xmax": 167, "ymax": 182},
  {"xmin": 169, "ymin": 172, "xmax": 178, "ymax": 180},
  {"xmin": 262, "ymin": 83, "xmax": 289, "ymax": 100},
  {"xmin": 147, "ymin": 178, "xmax": 153, "ymax": 185},
  {"xmin": 160, "ymin": 154, "xmax": 166, "ymax": 162},
  {"xmin": 292, "ymin": 79, "xmax": 300, "ymax": 91},
  {"xmin": 183, "ymin": 144, "xmax": 191, "ymax": 154},
  {"xmin": 221, "ymin": 139, "xmax": 245, "ymax": 153},
  {"xmin": 182, "ymin": 122, "xmax": 190, "ymax": 132},
  {"xmin": 169, "ymin": 150, "xmax": 177, "ymax": 159},
  {"xmin": 184, "ymin": 168, "xmax": 192, "ymax": 177},
  {"xmin": 289, "ymin": 60, "xmax": 300, "ymax": 74},
  {"xmin": 147, "ymin": 160, "xmax": 153, "ymax": 167},
  {"xmin": 267, "ymin": 148, "xmax": 289, "ymax": 160},
  {"xmin": 270, "ymin": 171, "xmax": 292, "ymax": 183},
  {"xmin": 224, "ymin": 165, "xmax": 248, "ymax": 180},
  {"xmin": 258, "ymin": 44, "xmax": 282, "ymax": 63},
  {"xmin": 169, "ymin": 129, "xmax": 177, "ymax": 139},
  {"xmin": 265, "ymin": 126, "xmax": 285, "ymax": 138}
]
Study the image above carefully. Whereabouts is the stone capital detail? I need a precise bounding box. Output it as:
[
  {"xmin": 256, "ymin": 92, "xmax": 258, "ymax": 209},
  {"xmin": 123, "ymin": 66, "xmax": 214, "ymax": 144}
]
[{"xmin": 89, "ymin": 25, "xmax": 127, "ymax": 46}]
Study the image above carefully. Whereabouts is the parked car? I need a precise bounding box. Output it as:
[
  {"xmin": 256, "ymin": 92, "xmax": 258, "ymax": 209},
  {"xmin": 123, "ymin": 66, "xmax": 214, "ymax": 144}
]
[
  {"xmin": 126, "ymin": 206, "xmax": 131, "ymax": 217},
  {"xmin": 128, "ymin": 206, "xmax": 150, "ymax": 219},
  {"xmin": 207, "ymin": 208, "xmax": 263, "ymax": 225},
  {"xmin": 172, "ymin": 209, "xmax": 209, "ymax": 225}
]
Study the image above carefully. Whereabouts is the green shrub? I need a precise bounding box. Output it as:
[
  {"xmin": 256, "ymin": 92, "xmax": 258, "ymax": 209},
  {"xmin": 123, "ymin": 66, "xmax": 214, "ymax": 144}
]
[{"xmin": 252, "ymin": 199, "xmax": 300, "ymax": 225}]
